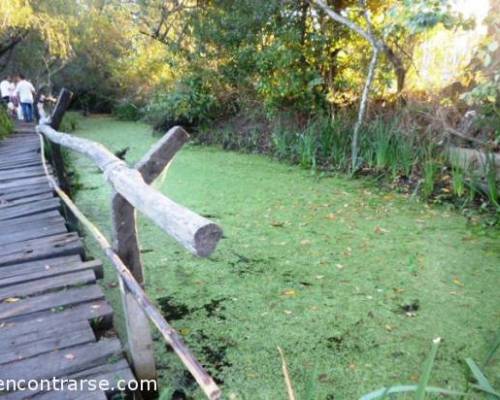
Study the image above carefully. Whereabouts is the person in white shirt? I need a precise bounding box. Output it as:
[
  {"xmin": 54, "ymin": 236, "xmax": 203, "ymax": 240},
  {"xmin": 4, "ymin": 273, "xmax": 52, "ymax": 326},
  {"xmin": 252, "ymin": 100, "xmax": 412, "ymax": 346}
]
[
  {"xmin": 14, "ymin": 74, "xmax": 36, "ymax": 122},
  {"xmin": 0, "ymin": 77, "xmax": 13, "ymax": 106}
]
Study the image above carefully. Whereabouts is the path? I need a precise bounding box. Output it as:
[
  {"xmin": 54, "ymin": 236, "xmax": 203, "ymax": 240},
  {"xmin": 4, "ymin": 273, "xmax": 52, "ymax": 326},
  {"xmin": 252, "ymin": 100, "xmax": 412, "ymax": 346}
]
[{"xmin": 0, "ymin": 122, "xmax": 134, "ymax": 399}]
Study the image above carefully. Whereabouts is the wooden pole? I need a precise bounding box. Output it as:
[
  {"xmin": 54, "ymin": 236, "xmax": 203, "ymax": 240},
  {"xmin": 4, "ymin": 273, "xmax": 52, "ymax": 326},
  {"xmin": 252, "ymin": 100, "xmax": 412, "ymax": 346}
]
[
  {"xmin": 37, "ymin": 124, "xmax": 223, "ymax": 257},
  {"xmin": 49, "ymin": 89, "xmax": 73, "ymax": 193},
  {"xmin": 110, "ymin": 126, "xmax": 190, "ymax": 384},
  {"xmin": 38, "ymin": 134, "xmax": 221, "ymax": 400}
]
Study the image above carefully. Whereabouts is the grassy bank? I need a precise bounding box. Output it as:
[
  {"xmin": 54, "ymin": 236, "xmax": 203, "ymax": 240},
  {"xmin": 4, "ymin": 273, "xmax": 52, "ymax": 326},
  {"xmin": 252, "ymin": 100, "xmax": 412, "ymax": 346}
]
[{"xmin": 68, "ymin": 116, "xmax": 500, "ymax": 399}]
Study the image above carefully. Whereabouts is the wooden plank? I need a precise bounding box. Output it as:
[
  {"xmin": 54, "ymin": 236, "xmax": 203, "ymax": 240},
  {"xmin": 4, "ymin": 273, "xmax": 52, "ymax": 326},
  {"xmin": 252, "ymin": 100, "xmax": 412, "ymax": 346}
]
[
  {"xmin": 0, "ymin": 255, "xmax": 82, "ymax": 278},
  {"xmin": 0, "ymin": 162, "xmax": 42, "ymax": 173},
  {"xmin": 0, "ymin": 154, "xmax": 40, "ymax": 167},
  {"xmin": 0, "ymin": 299, "xmax": 113, "ymax": 333},
  {"xmin": 0, "ymin": 192, "xmax": 54, "ymax": 208},
  {"xmin": 0, "ymin": 169, "xmax": 45, "ymax": 183},
  {"xmin": 0, "ymin": 322, "xmax": 95, "ymax": 365},
  {"xmin": 0, "ymin": 318, "xmax": 91, "ymax": 343},
  {"xmin": 0, "ymin": 198, "xmax": 60, "ymax": 221},
  {"xmin": 0, "ymin": 176, "xmax": 50, "ymax": 191},
  {"xmin": 0, "ymin": 338, "xmax": 124, "ymax": 384},
  {"xmin": 0, "ymin": 232, "xmax": 83, "ymax": 267},
  {"xmin": 0, "ymin": 232, "xmax": 80, "ymax": 254},
  {"xmin": 0, "ymin": 185, "xmax": 52, "ymax": 201},
  {"xmin": 0, "ymin": 285, "xmax": 105, "ymax": 322},
  {"xmin": 0, "ymin": 260, "xmax": 103, "ymax": 287},
  {"xmin": 0, "ymin": 222, "xmax": 67, "ymax": 246},
  {"xmin": 0, "ymin": 211, "xmax": 63, "ymax": 231},
  {"xmin": 0, "ymin": 269, "xmax": 96, "ymax": 301}
]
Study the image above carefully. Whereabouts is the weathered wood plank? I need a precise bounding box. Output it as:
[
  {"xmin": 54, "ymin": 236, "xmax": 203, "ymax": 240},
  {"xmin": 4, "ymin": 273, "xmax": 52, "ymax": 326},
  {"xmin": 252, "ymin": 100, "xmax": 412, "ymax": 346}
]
[
  {"xmin": 0, "ymin": 185, "xmax": 52, "ymax": 201},
  {"xmin": 0, "ymin": 255, "xmax": 82, "ymax": 278},
  {"xmin": 0, "ymin": 338, "xmax": 123, "ymax": 384},
  {"xmin": 0, "ymin": 232, "xmax": 83, "ymax": 267},
  {"xmin": 0, "ymin": 269, "xmax": 96, "ymax": 301},
  {"xmin": 0, "ymin": 260, "xmax": 103, "ymax": 287},
  {"xmin": 0, "ymin": 299, "xmax": 113, "ymax": 334},
  {"xmin": 0, "ymin": 192, "xmax": 54, "ymax": 208},
  {"xmin": 0, "ymin": 319, "xmax": 91, "ymax": 345},
  {"xmin": 0, "ymin": 176, "xmax": 50, "ymax": 191},
  {"xmin": 0, "ymin": 323, "xmax": 95, "ymax": 365},
  {"xmin": 0, "ymin": 198, "xmax": 60, "ymax": 221},
  {"xmin": 0, "ymin": 211, "xmax": 63, "ymax": 231},
  {"xmin": 0, "ymin": 285, "xmax": 105, "ymax": 322},
  {"xmin": 0, "ymin": 222, "xmax": 67, "ymax": 246}
]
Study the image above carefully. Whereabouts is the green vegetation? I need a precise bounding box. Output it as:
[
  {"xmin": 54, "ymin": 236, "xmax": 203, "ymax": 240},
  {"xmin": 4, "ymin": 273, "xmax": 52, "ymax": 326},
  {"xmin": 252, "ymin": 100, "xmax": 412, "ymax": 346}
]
[
  {"xmin": 70, "ymin": 117, "xmax": 500, "ymax": 399},
  {"xmin": 2, "ymin": 1, "xmax": 498, "ymax": 398},
  {"xmin": 0, "ymin": 108, "xmax": 13, "ymax": 139},
  {"xmin": 59, "ymin": 111, "xmax": 82, "ymax": 132}
]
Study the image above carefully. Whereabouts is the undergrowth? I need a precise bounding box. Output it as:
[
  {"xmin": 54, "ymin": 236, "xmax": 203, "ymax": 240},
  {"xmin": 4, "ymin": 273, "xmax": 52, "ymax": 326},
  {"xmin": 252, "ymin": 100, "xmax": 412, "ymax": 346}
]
[
  {"xmin": 195, "ymin": 112, "xmax": 500, "ymax": 223},
  {"xmin": 0, "ymin": 107, "xmax": 14, "ymax": 139}
]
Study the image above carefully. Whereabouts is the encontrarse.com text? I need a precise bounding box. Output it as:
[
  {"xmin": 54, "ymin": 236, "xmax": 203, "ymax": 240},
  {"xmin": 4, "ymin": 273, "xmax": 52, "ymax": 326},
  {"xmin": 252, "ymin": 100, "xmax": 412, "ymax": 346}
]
[{"xmin": 0, "ymin": 378, "xmax": 157, "ymax": 392}]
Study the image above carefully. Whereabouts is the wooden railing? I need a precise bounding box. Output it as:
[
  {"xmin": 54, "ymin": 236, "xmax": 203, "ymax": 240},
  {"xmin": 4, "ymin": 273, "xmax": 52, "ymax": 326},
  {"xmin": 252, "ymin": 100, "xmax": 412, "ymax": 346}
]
[{"xmin": 37, "ymin": 89, "xmax": 223, "ymax": 399}]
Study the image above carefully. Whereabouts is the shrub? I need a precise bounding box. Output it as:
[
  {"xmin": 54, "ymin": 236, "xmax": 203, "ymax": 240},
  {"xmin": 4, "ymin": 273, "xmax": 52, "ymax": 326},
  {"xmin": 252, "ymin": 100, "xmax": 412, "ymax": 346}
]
[
  {"xmin": 143, "ymin": 73, "xmax": 223, "ymax": 132},
  {"xmin": 59, "ymin": 111, "xmax": 82, "ymax": 132},
  {"xmin": 113, "ymin": 102, "xmax": 143, "ymax": 121},
  {"xmin": 0, "ymin": 107, "xmax": 14, "ymax": 139}
]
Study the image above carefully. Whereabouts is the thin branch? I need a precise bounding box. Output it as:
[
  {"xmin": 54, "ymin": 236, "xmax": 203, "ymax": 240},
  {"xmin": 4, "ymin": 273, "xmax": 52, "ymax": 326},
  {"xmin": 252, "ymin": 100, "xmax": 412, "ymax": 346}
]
[{"xmin": 277, "ymin": 347, "xmax": 296, "ymax": 400}]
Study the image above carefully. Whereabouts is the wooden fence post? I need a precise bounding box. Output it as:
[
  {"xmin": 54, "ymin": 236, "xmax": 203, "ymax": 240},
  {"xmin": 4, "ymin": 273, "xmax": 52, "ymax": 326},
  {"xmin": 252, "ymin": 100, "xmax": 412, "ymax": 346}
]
[
  {"xmin": 111, "ymin": 126, "xmax": 190, "ymax": 385},
  {"xmin": 50, "ymin": 88, "xmax": 73, "ymax": 193}
]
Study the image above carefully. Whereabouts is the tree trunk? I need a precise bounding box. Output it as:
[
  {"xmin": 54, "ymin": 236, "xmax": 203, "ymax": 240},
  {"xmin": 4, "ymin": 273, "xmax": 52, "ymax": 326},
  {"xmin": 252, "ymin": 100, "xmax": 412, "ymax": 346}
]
[{"xmin": 352, "ymin": 47, "xmax": 379, "ymax": 171}]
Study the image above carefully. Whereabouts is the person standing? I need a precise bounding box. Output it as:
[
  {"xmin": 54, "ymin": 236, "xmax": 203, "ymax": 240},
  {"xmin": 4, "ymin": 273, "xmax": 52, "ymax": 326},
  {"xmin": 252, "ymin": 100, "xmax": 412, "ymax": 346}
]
[
  {"xmin": 0, "ymin": 76, "xmax": 12, "ymax": 107},
  {"xmin": 14, "ymin": 74, "xmax": 36, "ymax": 122}
]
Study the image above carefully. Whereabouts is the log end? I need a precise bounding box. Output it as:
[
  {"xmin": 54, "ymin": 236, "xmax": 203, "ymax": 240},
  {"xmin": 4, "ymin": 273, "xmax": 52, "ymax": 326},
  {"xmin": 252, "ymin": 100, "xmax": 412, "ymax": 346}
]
[{"xmin": 194, "ymin": 223, "xmax": 223, "ymax": 257}]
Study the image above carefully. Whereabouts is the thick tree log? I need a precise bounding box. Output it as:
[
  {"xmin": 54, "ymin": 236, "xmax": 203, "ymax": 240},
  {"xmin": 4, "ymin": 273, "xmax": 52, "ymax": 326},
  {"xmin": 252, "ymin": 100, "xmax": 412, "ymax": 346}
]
[{"xmin": 38, "ymin": 124, "xmax": 222, "ymax": 257}]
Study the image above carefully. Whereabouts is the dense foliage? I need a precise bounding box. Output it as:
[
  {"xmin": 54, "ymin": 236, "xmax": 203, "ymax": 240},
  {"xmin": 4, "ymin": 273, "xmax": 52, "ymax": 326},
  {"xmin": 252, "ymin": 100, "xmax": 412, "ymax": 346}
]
[
  {"xmin": 0, "ymin": 0, "xmax": 497, "ymax": 208},
  {"xmin": 0, "ymin": 108, "xmax": 14, "ymax": 139}
]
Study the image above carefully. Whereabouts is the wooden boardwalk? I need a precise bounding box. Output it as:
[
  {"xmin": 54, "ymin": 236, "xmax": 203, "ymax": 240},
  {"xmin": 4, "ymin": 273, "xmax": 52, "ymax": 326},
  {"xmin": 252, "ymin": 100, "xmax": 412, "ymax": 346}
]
[{"xmin": 0, "ymin": 122, "xmax": 135, "ymax": 399}]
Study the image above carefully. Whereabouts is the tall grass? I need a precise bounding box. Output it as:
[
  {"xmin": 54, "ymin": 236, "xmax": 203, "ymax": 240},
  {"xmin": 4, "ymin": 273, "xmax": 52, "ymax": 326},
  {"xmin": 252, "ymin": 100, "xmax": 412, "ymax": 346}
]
[{"xmin": 279, "ymin": 334, "xmax": 500, "ymax": 400}]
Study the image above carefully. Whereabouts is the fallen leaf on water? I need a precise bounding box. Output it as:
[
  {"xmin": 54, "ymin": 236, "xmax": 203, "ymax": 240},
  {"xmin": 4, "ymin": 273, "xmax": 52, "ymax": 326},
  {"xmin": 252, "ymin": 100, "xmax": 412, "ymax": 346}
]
[
  {"xmin": 452, "ymin": 278, "xmax": 464, "ymax": 287},
  {"xmin": 374, "ymin": 226, "xmax": 389, "ymax": 234},
  {"xmin": 326, "ymin": 213, "xmax": 336, "ymax": 221},
  {"xmin": 4, "ymin": 297, "xmax": 20, "ymax": 303}
]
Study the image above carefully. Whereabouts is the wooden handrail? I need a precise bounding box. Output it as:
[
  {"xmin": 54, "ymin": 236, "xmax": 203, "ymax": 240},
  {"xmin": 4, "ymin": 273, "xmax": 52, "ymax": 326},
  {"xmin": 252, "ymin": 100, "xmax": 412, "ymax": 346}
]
[
  {"xmin": 38, "ymin": 133, "xmax": 221, "ymax": 399},
  {"xmin": 36, "ymin": 88, "xmax": 225, "ymax": 399},
  {"xmin": 37, "ymin": 124, "xmax": 223, "ymax": 257}
]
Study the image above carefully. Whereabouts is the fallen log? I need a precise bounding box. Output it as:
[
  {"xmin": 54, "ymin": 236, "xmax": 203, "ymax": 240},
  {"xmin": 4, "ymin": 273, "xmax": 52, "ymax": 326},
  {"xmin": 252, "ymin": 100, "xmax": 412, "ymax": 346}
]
[{"xmin": 37, "ymin": 124, "xmax": 222, "ymax": 257}]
